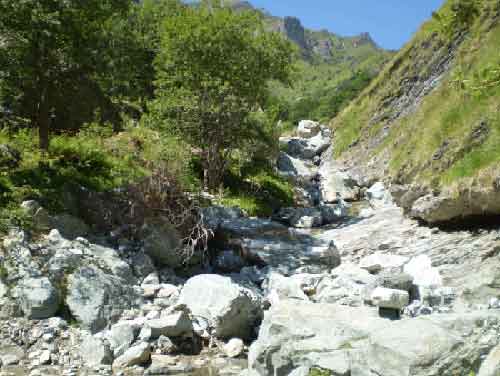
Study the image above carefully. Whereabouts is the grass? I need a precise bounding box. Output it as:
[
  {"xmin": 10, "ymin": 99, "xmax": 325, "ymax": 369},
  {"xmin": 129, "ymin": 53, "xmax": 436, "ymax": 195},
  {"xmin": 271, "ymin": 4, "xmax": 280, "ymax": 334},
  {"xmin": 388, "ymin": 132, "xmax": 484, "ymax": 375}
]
[
  {"xmin": 308, "ymin": 368, "xmax": 332, "ymax": 376},
  {"xmin": 329, "ymin": 0, "xmax": 500, "ymax": 192},
  {"xmin": 219, "ymin": 158, "xmax": 295, "ymax": 217},
  {"xmin": 0, "ymin": 123, "xmax": 196, "ymax": 232}
]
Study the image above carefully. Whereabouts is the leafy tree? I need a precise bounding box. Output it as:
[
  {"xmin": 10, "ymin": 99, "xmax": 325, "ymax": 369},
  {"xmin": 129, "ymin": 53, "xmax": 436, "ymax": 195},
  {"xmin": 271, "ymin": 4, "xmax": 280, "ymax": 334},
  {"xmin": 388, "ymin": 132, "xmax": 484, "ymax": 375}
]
[
  {"xmin": 150, "ymin": 4, "xmax": 294, "ymax": 191},
  {"xmin": 0, "ymin": 0, "xmax": 135, "ymax": 149}
]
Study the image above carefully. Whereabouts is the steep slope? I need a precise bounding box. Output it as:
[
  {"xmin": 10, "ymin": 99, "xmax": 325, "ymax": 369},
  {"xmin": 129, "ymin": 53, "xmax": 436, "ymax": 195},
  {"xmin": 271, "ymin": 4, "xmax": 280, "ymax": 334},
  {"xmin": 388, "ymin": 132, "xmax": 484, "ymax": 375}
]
[{"xmin": 330, "ymin": 0, "xmax": 500, "ymax": 224}]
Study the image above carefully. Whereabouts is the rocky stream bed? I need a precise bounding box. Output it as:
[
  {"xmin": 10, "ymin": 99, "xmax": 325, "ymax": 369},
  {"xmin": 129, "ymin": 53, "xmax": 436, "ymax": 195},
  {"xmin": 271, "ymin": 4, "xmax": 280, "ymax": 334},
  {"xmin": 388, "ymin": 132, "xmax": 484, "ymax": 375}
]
[{"xmin": 1, "ymin": 120, "xmax": 500, "ymax": 376}]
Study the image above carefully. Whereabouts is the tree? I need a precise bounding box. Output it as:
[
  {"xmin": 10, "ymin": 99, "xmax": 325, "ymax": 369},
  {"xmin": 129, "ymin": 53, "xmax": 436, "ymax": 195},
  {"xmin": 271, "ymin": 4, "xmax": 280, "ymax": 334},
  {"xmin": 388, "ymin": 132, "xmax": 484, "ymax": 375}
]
[
  {"xmin": 150, "ymin": 4, "xmax": 294, "ymax": 191},
  {"xmin": 0, "ymin": 0, "xmax": 133, "ymax": 150}
]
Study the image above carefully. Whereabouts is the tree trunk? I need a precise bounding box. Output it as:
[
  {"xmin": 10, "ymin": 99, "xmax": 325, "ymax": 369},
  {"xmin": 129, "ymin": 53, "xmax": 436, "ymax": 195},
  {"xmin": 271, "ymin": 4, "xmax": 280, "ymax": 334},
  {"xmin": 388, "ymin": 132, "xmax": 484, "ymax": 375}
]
[{"xmin": 37, "ymin": 91, "xmax": 50, "ymax": 151}]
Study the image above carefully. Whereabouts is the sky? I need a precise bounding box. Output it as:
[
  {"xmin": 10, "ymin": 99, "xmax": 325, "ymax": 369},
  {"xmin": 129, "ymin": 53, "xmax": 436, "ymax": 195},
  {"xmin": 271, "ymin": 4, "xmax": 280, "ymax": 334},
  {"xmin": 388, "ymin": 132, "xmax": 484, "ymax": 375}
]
[{"xmin": 249, "ymin": 0, "xmax": 446, "ymax": 50}]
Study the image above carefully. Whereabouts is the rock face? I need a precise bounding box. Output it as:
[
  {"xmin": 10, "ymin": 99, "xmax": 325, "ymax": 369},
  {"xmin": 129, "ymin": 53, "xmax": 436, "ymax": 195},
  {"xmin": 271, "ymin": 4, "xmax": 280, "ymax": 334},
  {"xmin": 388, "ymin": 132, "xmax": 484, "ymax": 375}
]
[
  {"xmin": 66, "ymin": 266, "xmax": 141, "ymax": 333},
  {"xmin": 141, "ymin": 219, "xmax": 182, "ymax": 268},
  {"xmin": 318, "ymin": 154, "xmax": 360, "ymax": 203},
  {"xmin": 179, "ymin": 274, "xmax": 262, "ymax": 340},
  {"xmin": 297, "ymin": 120, "xmax": 321, "ymax": 138},
  {"xmin": 17, "ymin": 277, "xmax": 60, "ymax": 319},
  {"xmin": 410, "ymin": 190, "xmax": 500, "ymax": 224},
  {"xmin": 112, "ymin": 342, "xmax": 151, "ymax": 371},
  {"xmin": 248, "ymin": 300, "xmax": 500, "ymax": 376},
  {"xmin": 144, "ymin": 311, "xmax": 193, "ymax": 339}
]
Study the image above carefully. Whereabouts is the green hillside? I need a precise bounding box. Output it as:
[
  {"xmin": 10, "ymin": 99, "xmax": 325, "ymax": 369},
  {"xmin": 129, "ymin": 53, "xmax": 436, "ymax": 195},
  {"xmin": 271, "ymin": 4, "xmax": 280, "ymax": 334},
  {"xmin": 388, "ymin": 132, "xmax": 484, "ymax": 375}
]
[
  {"xmin": 223, "ymin": 0, "xmax": 394, "ymax": 126},
  {"xmin": 331, "ymin": 0, "xmax": 500, "ymax": 200}
]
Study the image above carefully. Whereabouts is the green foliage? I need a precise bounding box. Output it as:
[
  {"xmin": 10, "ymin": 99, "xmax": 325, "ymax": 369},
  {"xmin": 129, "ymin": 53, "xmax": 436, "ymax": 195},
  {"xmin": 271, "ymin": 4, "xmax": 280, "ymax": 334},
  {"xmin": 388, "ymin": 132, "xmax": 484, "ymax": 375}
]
[
  {"xmin": 0, "ymin": 0, "xmax": 151, "ymax": 148},
  {"xmin": 150, "ymin": 4, "xmax": 294, "ymax": 190},
  {"xmin": 432, "ymin": 0, "xmax": 480, "ymax": 38},
  {"xmin": 308, "ymin": 368, "xmax": 332, "ymax": 376},
  {"xmin": 332, "ymin": 0, "xmax": 500, "ymax": 193},
  {"xmin": 219, "ymin": 158, "xmax": 295, "ymax": 217},
  {"xmin": 284, "ymin": 70, "xmax": 373, "ymax": 125}
]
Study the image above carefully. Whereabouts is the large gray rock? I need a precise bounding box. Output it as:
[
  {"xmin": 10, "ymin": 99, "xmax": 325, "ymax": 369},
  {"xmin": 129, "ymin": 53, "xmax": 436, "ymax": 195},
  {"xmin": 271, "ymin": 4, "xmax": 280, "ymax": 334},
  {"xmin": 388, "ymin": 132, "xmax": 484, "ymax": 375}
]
[
  {"xmin": 283, "ymin": 133, "xmax": 330, "ymax": 160},
  {"xmin": 277, "ymin": 153, "xmax": 317, "ymax": 183},
  {"xmin": 403, "ymin": 255, "xmax": 442, "ymax": 291},
  {"xmin": 318, "ymin": 158, "xmax": 360, "ymax": 203},
  {"xmin": 142, "ymin": 218, "xmax": 182, "ymax": 268},
  {"xmin": 297, "ymin": 120, "xmax": 321, "ymax": 138},
  {"xmin": 50, "ymin": 213, "xmax": 90, "ymax": 239},
  {"xmin": 314, "ymin": 264, "xmax": 377, "ymax": 306},
  {"xmin": 248, "ymin": 301, "xmax": 384, "ymax": 376},
  {"xmin": 202, "ymin": 206, "xmax": 245, "ymax": 231},
  {"xmin": 179, "ymin": 274, "xmax": 262, "ymax": 340},
  {"xmin": 366, "ymin": 181, "xmax": 393, "ymax": 204},
  {"xmin": 263, "ymin": 273, "xmax": 309, "ymax": 305},
  {"xmin": 273, "ymin": 205, "xmax": 347, "ymax": 229},
  {"xmin": 144, "ymin": 311, "xmax": 193, "ymax": 339},
  {"xmin": 80, "ymin": 334, "xmax": 113, "ymax": 367},
  {"xmin": 273, "ymin": 207, "xmax": 323, "ymax": 228},
  {"xmin": 106, "ymin": 322, "xmax": 137, "ymax": 357},
  {"xmin": 66, "ymin": 266, "xmax": 141, "ymax": 333},
  {"xmin": 410, "ymin": 190, "xmax": 500, "ymax": 224},
  {"xmin": 112, "ymin": 342, "xmax": 151, "ymax": 371},
  {"xmin": 248, "ymin": 300, "xmax": 500, "ymax": 376},
  {"xmin": 17, "ymin": 277, "xmax": 60, "ymax": 319}
]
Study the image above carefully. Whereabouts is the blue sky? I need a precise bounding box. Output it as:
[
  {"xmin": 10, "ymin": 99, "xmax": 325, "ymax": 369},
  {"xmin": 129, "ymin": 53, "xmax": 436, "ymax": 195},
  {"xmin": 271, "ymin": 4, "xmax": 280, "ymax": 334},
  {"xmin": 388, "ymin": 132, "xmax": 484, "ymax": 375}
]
[{"xmin": 250, "ymin": 0, "xmax": 446, "ymax": 50}]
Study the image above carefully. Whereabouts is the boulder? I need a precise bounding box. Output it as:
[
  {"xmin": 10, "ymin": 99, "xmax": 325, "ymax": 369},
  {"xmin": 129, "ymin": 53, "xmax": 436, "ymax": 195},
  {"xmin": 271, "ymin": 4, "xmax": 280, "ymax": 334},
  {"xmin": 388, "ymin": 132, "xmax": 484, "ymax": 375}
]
[
  {"xmin": 318, "ymin": 160, "xmax": 360, "ymax": 203},
  {"xmin": 179, "ymin": 274, "xmax": 262, "ymax": 339},
  {"xmin": 66, "ymin": 266, "xmax": 141, "ymax": 333},
  {"xmin": 410, "ymin": 190, "xmax": 500, "ymax": 224},
  {"xmin": 17, "ymin": 277, "xmax": 60, "ymax": 319},
  {"xmin": 366, "ymin": 182, "xmax": 392, "ymax": 206},
  {"xmin": 403, "ymin": 255, "xmax": 442, "ymax": 290},
  {"xmin": 131, "ymin": 251, "xmax": 156, "ymax": 280},
  {"xmin": 214, "ymin": 250, "xmax": 247, "ymax": 273},
  {"xmin": 263, "ymin": 273, "xmax": 309, "ymax": 305},
  {"xmin": 248, "ymin": 300, "xmax": 498, "ymax": 376},
  {"xmin": 201, "ymin": 206, "xmax": 246, "ymax": 231},
  {"xmin": 248, "ymin": 301, "xmax": 383, "ymax": 376},
  {"xmin": 377, "ymin": 271, "xmax": 414, "ymax": 292},
  {"xmin": 51, "ymin": 214, "xmax": 90, "ymax": 239},
  {"xmin": 223, "ymin": 338, "xmax": 245, "ymax": 358},
  {"xmin": 284, "ymin": 133, "xmax": 330, "ymax": 160},
  {"xmin": 273, "ymin": 207, "xmax": 323, "ymax": 228},
  {"xmin": 106, "ymin": 322, "xmax": 137, "ymax": 357},
  {"xmin": 297, "ymin": 120, "xmax": 321, "ymax": 138},
  {"xmin": 314, "ymin": 264, "xmax": 377, "ymax": 306},
  {"xmin": 359, "ymin": 253, "xmax": 409, "ymax": 274},
  {"xmin": 277, "ymin": 153, "xmax": 316, "ymax": 183},
  {"xmin": 144, "ymin": 311, "xmax": 193, "ymax": 339},
  {"xmin": 80, "ymin": 334, "xmax": 113, "ymax": 367},
  {"xmin": 370, "ymin": 287, "xmax": 409, "ymax": 310},
  {"xmin": 141, "ymin": 219, "xmax": 182, "ymax": 268},
  {"xmin": 112, "ymin": 342, "xmax": 151, "ymax": 371}
]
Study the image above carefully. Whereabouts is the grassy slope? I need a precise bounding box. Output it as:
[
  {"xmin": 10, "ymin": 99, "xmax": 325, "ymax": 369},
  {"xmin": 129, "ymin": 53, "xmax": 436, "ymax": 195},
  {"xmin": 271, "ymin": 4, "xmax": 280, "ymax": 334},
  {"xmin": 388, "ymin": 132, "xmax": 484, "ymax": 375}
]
[{"xmin": 331, "ymin": 0, "xmax": 500, "ymax": 193}]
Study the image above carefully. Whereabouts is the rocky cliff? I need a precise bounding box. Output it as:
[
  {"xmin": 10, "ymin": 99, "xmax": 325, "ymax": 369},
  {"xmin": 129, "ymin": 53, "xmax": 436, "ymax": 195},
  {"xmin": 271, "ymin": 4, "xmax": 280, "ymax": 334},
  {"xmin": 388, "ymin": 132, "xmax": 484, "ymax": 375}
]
[{"xmin": 330, "ymin": 0, "xmax": 500, "ymax": 224}]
